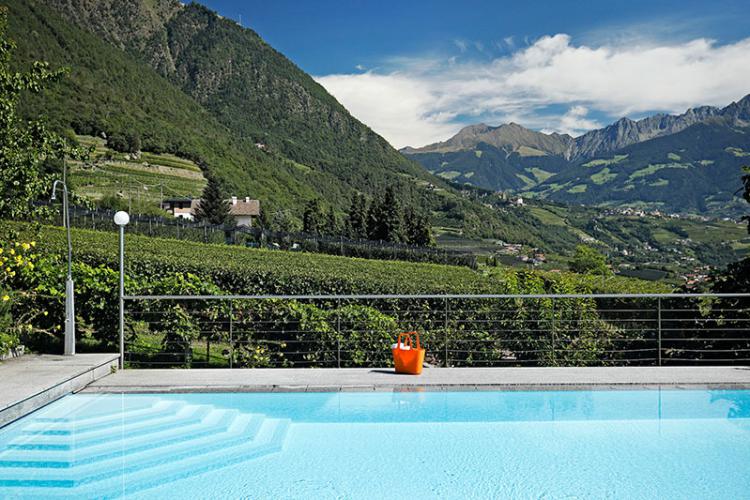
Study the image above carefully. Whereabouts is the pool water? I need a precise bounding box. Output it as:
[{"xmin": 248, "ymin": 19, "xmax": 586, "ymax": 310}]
[{"xmin": 0, "ymin": 390, "xmax": 748, "ymax": 499}]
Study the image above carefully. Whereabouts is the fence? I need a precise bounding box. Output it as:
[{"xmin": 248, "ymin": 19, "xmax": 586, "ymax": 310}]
[
  {"xmin": 38, "ymin": 203, "xmax": 476, "ymax": 267},
  {"xmin": 120, "ymin": 293, "xmax": 750, "ymax": 369}
]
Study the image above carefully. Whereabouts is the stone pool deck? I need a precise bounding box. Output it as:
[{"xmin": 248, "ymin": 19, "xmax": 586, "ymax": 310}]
[
  {"xmin": 0, "ymin": 353, "xmax": 119, "ymax": 427},
  {"xmin": 83, "ymin": 366, "xmax": 750, "ymax": 393}
]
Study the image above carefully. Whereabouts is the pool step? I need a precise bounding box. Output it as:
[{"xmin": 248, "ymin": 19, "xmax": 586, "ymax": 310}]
[
  {"xmin": 6, "ymin": 404, "xmax": 215, "ymax": 450},
  {"xmin": 20, "ymin": 400, "xmax": 186, "ymax": 435},
  {"xmin": 0, "ymin": 409, "xmax": 264, "ymax": 468},
  {"xmin": 0, "ymin": 400, "xmax": 290, "ymax": 493}
]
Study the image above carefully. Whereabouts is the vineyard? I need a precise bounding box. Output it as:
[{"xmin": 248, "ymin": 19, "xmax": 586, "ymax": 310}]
[
  {"xmin": 7, "ymin": 221, "xmax": 668, "ymax": 296},
  {"xmin": 2, "ymin": 220, "xmax": 681, "ymax": 367}
]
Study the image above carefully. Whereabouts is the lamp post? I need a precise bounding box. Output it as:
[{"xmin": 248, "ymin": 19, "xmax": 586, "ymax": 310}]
[
  {"xmin": 114, "ymin": 211, "xmax": 130, "ymax": 369},
  {"xmin": 51, "ymin": 180, "xmax": 75, "ymax": 356}
]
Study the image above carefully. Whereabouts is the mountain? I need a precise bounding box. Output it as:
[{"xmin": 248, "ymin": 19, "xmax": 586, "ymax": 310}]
[
  {"xmin": 405, "ymin": 97, "xmax": 750, "ymax": 160},
  {"xmin": 530, "ymin": 122, "xmax": 750, "ymax": 215},
  {"xmin": 404, "ymin": 96, "xmax": 750, "ymax": 214},
  {"xmin": 41, "ymin": 0, "xmax": 432, "ymax": 196},
  {"xmin": 4, "ymin": 0, "xmax": 590, "ymax": 251},
  {"xmin": 402, "ymin": 122, "xmax": 574, "ymax": 157},
  {"xmin": 7, "ymin": 1, "xmax": 438, "ymax": 213}
]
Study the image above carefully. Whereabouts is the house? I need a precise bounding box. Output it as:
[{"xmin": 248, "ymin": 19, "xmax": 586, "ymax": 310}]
[
  {"xmin": 161, "ymin": 196, "xmax": 260, "ymax": 226},
  {"xmin": 161, "ymin": 198, "xmax": 198, "ymax": 220},
  {"xmin": 228, "ymin": 196, "xmax": 260, "ymax": 227}
]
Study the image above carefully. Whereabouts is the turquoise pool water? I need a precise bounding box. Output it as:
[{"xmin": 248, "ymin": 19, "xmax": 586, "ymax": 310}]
[{"xmin": 0, "ymin": 390, "xmax": 748, "ymax": 499}]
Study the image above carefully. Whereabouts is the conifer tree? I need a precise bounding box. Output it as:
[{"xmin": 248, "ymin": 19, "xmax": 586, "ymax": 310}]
[
  {"xmin": 325, "ymin": 206, "xmax": 338, "ymax": 235},
  {"xmin": 345, "ymin": 194, "xmax": 368, "ymax": 239},
  {"xmin": 368, "ymin": 185, "xmax": 403, "ymax": 242},
  {"xmin": 404, "ymin": 206, "xmax": 434, "ymax": 246},
  {"xmin": 193, "ymin": 176, "xmax": 229, "ymax": 225},
  {"xmin": 302, "ymin": 199, "xmax": 324, "ymax": 235}
]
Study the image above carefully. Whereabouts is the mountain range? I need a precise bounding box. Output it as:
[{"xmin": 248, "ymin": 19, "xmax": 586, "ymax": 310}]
[
  {"xmin": 5, "ymin": 0, "xmax": 586, "ymax": 250},
  {"xmin": 403, "ymin": 96, "xmax": 750, "ymax": 215}
]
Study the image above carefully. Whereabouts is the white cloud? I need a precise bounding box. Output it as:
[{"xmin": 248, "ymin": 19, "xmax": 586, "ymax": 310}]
[
  {"xmin": 316, "ymin": 72, "xmax": 460, "ymax": 149},
  {"xmin": 541, "ymin": 106, "xmax": 603, "ymax": 137},
  {"xmin": 316, "ymin": 34, "xmax": 750, "ymax": 148}
]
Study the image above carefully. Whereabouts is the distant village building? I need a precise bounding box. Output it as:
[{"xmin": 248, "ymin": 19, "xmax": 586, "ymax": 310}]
[
  {"xmin": 513, "ymin": 196, "xmax": 524, "ymax": 206},
  {"xmin": 161, "ymin": 198, "xmax": 197, "ymax": 220},
  {"xmin": 227, "ymin": 196, "xmax": 260, "ymax": 227},
  {"xmin": 161, "ymin": 196, "xmax": 260, "ymax": 227}
]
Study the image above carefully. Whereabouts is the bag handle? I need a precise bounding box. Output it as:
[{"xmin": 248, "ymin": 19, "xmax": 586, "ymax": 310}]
[
  {"xmin": 399, "ymin": 331, "xmax": 421, "ymax": 350},
  {"xmin": 395, "ymin": 333, "xmax": 412, "ymax": 350}
]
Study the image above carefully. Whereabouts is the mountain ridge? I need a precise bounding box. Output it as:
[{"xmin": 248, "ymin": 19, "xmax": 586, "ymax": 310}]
[
  {"xmin": 404, "ymin": 95, "xmax": 750, "ymax": 160},
  {"xmin": 403, "ymin": 95, "xmax": 750, "ymax": 215}
]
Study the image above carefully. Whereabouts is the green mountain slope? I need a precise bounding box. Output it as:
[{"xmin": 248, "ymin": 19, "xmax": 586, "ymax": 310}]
[
  {"xmin": 6, "ymin": 0, "xmax": 314, "ymax": 205},
  {"xmin": 410, "ymin": 142, "xmax": 570, "ymax": 191},
  {"xmin": 530, "ymin": 122, "xmax": 750, "ymax": 215},
  {"xmin": 40, "ymin": 0, "xmax": 433, "ymax": 198},
  {"xmin": 4, "ymin": 0, "xmax": 593, "ymax": 252}
]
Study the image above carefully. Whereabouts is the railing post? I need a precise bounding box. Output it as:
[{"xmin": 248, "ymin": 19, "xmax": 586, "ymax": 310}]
[
  {"xmin": 336, "ymin": 298, "xmax": 341, "ymax": 368},
  {"xmin": 551, "ymin": 298, "xmax": 556, "ymax": 365},
  {"xmin": 117, "ymin": 220, "xmax": 126, "ymax": 369},
  {"xmin": 657, "ymin": 297, "xmax": 662, "ymax": 367},
  {"xmin": 229, "ymin": 302, "xmax": 234, "ymax": 369},
  {"xmin": 444, "ymin": 297, "xmax": 449, "ymax": 367}
]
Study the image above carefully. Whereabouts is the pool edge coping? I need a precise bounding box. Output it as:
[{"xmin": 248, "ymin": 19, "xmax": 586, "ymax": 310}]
[
  {"xmin": 0, "ymin": 354, "xmax": 120, "ymax": 428},
  {"xmin": 79, "ymin": 382, "xmax": 750, "ymax": 394}
]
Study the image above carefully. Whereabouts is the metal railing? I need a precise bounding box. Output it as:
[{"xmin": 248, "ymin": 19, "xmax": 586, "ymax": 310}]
[{"xmin": 120, "ymin": 293, "xmax": 750, "ymax": 369}]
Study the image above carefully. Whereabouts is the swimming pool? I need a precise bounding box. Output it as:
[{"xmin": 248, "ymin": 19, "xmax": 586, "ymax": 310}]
[{"xmin": 0, "ymin": 390, "xmax": 748, "ymax": 498}]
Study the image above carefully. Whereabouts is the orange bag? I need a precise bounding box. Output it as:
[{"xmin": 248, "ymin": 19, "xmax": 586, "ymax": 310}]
[{"xmin": 392, "ymin": 332, "xmax": 425, "ymax": 375}]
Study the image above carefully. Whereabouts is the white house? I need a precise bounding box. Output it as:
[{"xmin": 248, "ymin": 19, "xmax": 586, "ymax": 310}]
[{"xmin": 161, "ymin": 196, "xmax": 260, "ymax": 226}]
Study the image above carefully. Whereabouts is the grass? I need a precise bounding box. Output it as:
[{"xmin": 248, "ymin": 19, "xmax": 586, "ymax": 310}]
[
  {"xmin": 437, "ymin": 171, "xmax": 462, "ymax": 180},
  {"xmin": 648, "ymin": 179, "xmax": 669, "ymax": 187},
  {"xmin": 590, "ymin": 167, "xmax": 618, "ymax": 185},
  {"xmin": 526, "ymin": 167, "xmax": 555, "ymax": 183},
  {"xmin": 628, "ymin": 163, "xmax": 691, "ymax": 181},
  {"xmin": 582, "ymin": 154, "xmax": 628, "ymax": 168},
  {"xmin": 726, "ymin": 147, "xmax": 750, "ymax": 157},
  {"xmin": 70, "ymin": 135, "xmax": 206, "ymax": 203},
  {"xmin": 527, "ymin": 206, "xmax": 567, "ymax": 227},
  {"xmin": 516, "ymin": 173, "xmax": 536, "ymax": 189}
]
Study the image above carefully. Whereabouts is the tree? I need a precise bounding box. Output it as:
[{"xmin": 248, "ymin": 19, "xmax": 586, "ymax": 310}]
[
  {"xmin": 345, "ymin": 194, "xmax": 368, "ymax": 239},
  {"xmin": 570, "ymin": 245, "xmax": 611, "ymax": 275},
  {"xmin": 368, "ymin": 185, "xmax": 404, "ymax": 242},
  {"xmin": 106, "ymin": 132, "xmax": 140, "ymax": 153},
  {"xmin": 193, "ymin": 176, "xmax": 229, "ymax": 225},
  {"xmin": 0, "ymin": 7, "xmax": 86, "ymax": 219},
  {"xmin": 404, "ymin": 206, "xmax": 434, "ymax": 247},
  {"xmin": 325, "ymin": 206, "xmax": 338, "ymax": 235},
  {"xmin": 712, "ymin": 166, "xmax": 750, "ymax": 292},
  {"xmin": 257, "ymin": 203, "xmax": 271, "ymax": 229},
  {"xmin": 302, "ymin": 199, "xmax": 325, "ymax": 235}
]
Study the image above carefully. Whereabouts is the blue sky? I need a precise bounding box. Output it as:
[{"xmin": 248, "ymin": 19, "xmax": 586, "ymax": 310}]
[{"xmin": 202, "ymin": 0, "xmax": 750, "ymax": 147}]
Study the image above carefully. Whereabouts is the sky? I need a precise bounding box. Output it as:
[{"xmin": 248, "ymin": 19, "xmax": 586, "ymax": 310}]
[{"xmin": 202, "ymin": 0, "xmax": 750, "ymax": 148}]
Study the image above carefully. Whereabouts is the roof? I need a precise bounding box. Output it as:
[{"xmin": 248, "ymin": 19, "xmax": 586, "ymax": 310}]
[
  {"xmin": 228, "ymin": 199, "xmax": 260, "ymax": 216},
  {"xmin": 169, "ymin": 197, "xmax": 260, "ymax": 217}
]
